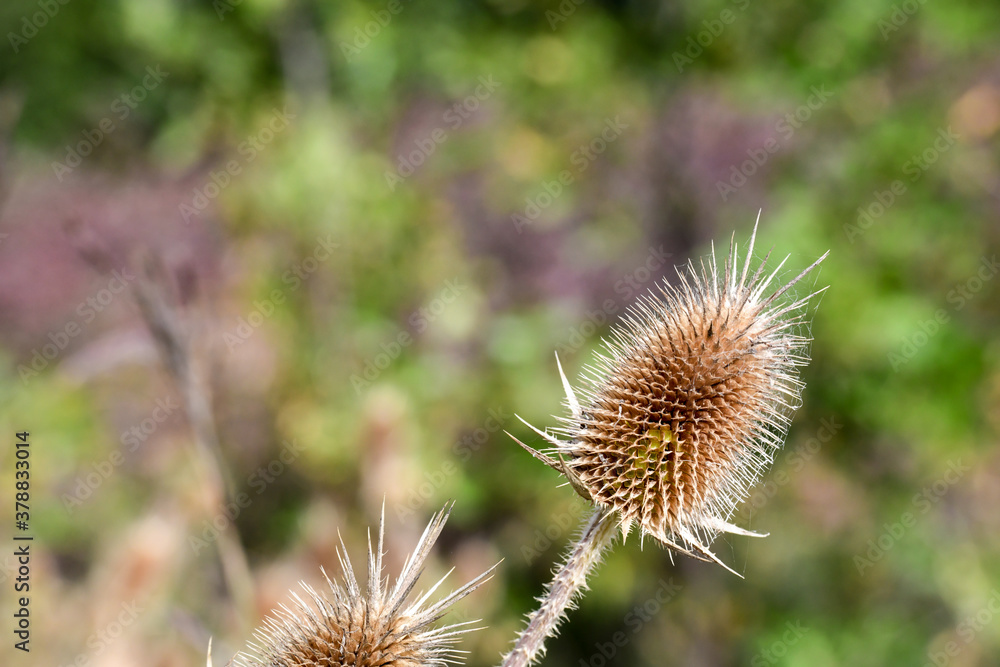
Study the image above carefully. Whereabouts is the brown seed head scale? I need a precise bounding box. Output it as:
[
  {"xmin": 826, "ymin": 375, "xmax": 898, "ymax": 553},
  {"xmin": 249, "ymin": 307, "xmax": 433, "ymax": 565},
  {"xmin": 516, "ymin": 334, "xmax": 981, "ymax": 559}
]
[
  {"xmin": 231, "ymin": 503, "xmax": 498, "ymax": 667},
  {"xmin": 511, "ymin": 217, "xmax": 828, "ymax": 576}
]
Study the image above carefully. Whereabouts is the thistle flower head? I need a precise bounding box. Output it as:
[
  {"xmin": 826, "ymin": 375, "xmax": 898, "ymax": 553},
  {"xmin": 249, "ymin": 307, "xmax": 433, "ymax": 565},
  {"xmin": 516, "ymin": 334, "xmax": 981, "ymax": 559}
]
[
  {"xmin": 512, "ymin": 218, "xmax": 827, "ymax": 575},
  {"xmin": 232, "ymin": 504, "xmax": 497, "ymax": 667}
]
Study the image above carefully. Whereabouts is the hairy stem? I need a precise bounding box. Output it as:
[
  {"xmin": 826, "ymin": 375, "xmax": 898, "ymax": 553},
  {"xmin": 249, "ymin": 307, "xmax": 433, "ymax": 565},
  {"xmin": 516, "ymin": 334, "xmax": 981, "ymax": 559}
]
[{"xmin": 501, "ymin": 508, "xmax": 617, "ymax": 667}]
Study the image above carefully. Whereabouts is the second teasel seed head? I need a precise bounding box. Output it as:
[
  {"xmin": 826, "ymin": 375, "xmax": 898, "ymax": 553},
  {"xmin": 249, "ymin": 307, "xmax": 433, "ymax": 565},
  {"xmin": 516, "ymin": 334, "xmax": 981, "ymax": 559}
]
[{"xmin": 231, "ymin": 503, "xmax": 498, "ymax": 667}]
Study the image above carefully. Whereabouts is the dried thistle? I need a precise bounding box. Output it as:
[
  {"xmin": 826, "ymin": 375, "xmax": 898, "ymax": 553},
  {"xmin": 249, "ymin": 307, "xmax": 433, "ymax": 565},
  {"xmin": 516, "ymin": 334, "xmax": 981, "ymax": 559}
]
[
  {"xmin": 233, "ymin": 504, "xmax": 497, "ymax": 667},
  {"xmin": 502, "ymin": 217, "xmax": 827, "ymax": 667}
]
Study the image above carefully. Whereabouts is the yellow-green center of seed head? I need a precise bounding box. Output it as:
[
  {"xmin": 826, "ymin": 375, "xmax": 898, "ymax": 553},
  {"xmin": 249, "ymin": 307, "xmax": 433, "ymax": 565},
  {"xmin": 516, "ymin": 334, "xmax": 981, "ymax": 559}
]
[
  {"xmin": 642, "ymin": 426, "xmax": 676, "ymax": 470},
  {"xmin": 616, "ymin": 426, "xmax": 677, "ymax": 486},
  {"xmin": 595, "ymin": 425, "xmax": 693, "ymax": 532}
]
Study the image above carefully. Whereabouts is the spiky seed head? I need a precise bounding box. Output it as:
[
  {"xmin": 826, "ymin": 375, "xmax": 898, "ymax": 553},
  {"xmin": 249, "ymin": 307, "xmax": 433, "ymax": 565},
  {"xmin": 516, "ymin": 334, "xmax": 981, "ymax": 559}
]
[
  {"xmin": 232, "ymin": 504, "xmax": 497, "ymax": 667},
  {"xmin": 512, "ymin": 218, "xmax": 828, "ymax": 575}
]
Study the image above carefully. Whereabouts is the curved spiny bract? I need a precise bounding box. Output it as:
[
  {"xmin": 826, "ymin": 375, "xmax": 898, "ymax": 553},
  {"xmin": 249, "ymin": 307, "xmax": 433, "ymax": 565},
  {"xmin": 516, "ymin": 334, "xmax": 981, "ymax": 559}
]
[
  {"xmin": 517, "ymin": 217, "xmax": 828, "ymax": 575},
  {"xmin": 232, "ymin": 503, "xmax": 497, "ymax": 667}
]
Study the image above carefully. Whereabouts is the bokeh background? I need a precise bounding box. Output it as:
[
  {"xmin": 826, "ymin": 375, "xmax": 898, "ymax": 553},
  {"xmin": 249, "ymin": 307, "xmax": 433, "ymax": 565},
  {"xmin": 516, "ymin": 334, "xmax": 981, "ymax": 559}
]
[{"xmin": 1, "ymin": 0, "xmax": 999, "ymax": 665}]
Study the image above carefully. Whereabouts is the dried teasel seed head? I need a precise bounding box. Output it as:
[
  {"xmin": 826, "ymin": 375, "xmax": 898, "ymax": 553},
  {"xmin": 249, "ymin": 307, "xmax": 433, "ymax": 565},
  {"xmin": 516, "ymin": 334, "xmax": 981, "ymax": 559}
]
[
  {"xmin": 511, "ymin": 217, "xmax": 828, "ymax": 575},
  {"xmin": 231, "ymin": 503, "xmax": 498, "ymax": 667}
]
